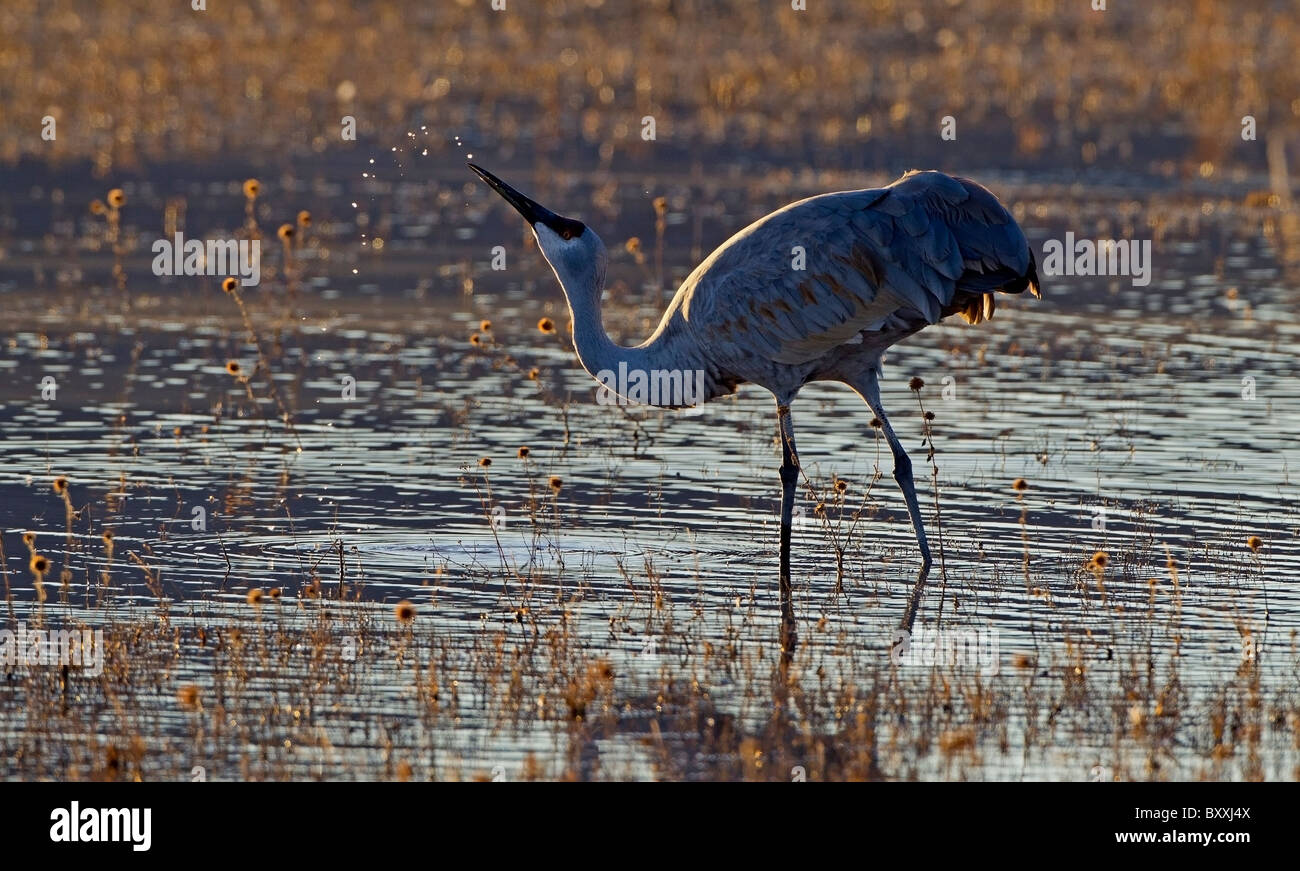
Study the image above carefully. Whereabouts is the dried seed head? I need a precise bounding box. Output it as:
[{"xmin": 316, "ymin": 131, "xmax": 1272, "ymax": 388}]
[
  {"xmin": 107, "ymin": 188, "xmax": 126, "ymax": 208},
  {"xmin": 243, "ymin": 179, "xmax": 260, "ymax": 199},
  {"xmin": 176, "ymin": 684, "xmax": 200, "ymax": 710},
  {"xmin": 395, "ymin": 600, "xmax": 416, "ymax": 623}
]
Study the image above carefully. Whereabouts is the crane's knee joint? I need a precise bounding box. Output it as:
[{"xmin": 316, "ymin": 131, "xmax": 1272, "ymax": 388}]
[{"xmin": 779, "ymin": 463, "xmax": 799, "ymax": 486}]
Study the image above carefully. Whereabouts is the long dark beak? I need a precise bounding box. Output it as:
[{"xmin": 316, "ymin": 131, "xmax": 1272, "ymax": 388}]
[{"xmin": 468, "ymin": 163, "xmax": 555, "ymax": 226}]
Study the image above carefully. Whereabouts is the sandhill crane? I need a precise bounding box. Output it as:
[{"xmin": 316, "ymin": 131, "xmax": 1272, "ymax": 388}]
[{"xmin": 470, "ymin": 164, "xmax": 1040, "ymax": 653}]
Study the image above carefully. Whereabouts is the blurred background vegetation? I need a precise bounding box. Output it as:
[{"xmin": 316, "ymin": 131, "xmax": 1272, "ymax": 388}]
[{"xmin": 3, "ymin": 0, "xmax": 1299, "ymax": 184}]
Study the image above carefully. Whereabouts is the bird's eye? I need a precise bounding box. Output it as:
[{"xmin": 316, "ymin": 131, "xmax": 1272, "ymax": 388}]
[{"xmin": 560, "ymin": 229, "xmax": 572, "ymax": 240}]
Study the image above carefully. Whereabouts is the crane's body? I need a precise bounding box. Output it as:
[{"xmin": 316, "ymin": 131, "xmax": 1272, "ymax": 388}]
[{"xmin": 470, "ymin": 164, "xmax": 1041, "ymax": 653}]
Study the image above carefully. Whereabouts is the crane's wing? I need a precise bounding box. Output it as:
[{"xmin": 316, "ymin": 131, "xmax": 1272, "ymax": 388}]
[{"xmin": 681, "ymin": 170, "xmax": 1040, "ymax": 366}]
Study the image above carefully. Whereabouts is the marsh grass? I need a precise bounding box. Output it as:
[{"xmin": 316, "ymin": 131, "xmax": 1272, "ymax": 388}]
[{"xmin": 4, "ymin": 377, "xmax": 1290, "ymax": 781}]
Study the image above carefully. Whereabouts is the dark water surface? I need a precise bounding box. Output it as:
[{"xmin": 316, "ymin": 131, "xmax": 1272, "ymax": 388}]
[{"xmin": 1, "ymin": 170, "xmax": 1297, "ymax": 780}]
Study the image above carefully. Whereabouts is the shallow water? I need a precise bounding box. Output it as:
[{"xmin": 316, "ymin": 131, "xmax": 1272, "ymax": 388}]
[{"xmin": 1, "ymin": 173, "xmax": 1298, "ymax": 781}]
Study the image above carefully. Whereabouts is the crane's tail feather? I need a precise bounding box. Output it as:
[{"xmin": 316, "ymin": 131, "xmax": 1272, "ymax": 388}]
[
  {"xmin": 953, "ymin": 249, "xmax": 1042, "ymax": 324},
  {"xmin": 1028, "ymin": 249, "xmax": 1043, "ymax": 298},
  {"xmin": 989, "ymin": 248, "xmax": 1042, "ymax": 298},
  {"xmin": 1006, "ymin": 249, "xmax": 1042, "ymax": 299}
]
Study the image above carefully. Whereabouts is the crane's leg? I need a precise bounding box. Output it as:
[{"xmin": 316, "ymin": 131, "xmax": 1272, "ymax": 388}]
[
  {"xmin": 854, "ymin": 370, "xmax": 932, "ymax": 632},
  {"xmin": 776, "ymin": 400, "xmax": 800, "ymax": 656}
]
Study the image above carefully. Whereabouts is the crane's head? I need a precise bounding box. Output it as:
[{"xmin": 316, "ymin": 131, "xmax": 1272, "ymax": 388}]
[{"xmin": 469, "ymin": 163, "xmax": 607, "ymax": 300}]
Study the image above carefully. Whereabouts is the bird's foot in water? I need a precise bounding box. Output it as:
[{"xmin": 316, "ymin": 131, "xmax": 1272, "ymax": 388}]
[{"xmin": 898, "ymin": 560, "xmax": 931, "ymax": 634}]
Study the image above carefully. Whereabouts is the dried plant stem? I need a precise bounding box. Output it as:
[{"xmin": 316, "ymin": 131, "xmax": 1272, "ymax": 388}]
[{"xmin": 227, "ymin": 285, "xmax": 303, "ymax": 452}]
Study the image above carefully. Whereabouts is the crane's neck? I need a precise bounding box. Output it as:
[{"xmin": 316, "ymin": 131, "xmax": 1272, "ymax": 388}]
[
  {"xmin": 557, "ymin": 268, "xmax": 720, "ymax": 409},
  {"xmin": 564, "ymin": 277, "xmax": 649, "ymax": 378}
]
